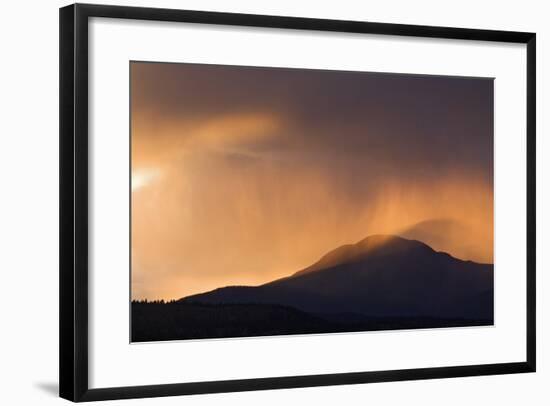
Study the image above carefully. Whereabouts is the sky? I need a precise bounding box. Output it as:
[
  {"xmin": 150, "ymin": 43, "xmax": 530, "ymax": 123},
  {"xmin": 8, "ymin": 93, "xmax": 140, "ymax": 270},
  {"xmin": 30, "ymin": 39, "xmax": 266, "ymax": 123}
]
[{"xmin": 131, "ymin": 62, "xmax": 494, "ymax": 300}]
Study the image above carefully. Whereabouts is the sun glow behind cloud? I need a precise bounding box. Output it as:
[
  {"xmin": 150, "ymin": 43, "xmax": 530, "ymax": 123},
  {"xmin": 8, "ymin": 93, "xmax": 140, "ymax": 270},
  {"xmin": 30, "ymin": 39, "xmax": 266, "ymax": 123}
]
[{"xmin": 132, "ymin": 168, "xmax": 161, "ymax": 191}]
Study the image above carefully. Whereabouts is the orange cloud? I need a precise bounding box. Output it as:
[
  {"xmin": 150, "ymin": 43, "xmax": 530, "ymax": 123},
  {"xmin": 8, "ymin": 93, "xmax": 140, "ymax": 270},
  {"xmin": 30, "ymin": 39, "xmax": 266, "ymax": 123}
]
[
  {"xmin": 131, "ymin": 145, "xmax": 493, "ymax": 300},
  {"xmin": 130, "ymin": 62, "xmax": 493, "ymax": 301}
]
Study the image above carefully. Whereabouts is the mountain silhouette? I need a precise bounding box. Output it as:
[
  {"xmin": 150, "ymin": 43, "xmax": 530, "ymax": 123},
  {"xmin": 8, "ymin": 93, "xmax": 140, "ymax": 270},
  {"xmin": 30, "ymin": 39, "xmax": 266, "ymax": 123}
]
[{"xmin": 181, "ymin": 235, "xmax": 493, "ymax": 320}]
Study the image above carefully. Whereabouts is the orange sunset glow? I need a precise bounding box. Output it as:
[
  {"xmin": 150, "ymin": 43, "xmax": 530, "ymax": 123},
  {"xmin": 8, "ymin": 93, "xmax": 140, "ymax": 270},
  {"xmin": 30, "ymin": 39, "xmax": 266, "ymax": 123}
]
[{"xmin": 131, "ymin": 62, "xmax": 493, "ymax": 301}]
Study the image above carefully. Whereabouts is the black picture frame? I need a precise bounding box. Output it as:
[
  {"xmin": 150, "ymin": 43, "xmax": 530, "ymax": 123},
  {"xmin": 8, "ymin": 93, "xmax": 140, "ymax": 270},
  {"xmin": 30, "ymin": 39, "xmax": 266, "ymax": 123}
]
[{"xmin": 59, "ymin": 3, "xmax": 536, "ymax": 402}]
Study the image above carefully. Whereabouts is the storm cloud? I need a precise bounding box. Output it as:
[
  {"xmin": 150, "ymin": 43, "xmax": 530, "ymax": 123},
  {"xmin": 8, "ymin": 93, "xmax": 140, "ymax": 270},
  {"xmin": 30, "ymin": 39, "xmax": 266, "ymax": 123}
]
[{"xmin": 131, "ymin": 62, "xmax": 493, "ymax": 300}]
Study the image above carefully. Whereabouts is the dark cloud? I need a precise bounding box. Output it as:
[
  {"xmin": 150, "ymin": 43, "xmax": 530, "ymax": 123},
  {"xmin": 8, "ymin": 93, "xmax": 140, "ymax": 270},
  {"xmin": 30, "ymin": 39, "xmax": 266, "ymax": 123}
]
[{"xmin": 132, "ymin": 62, "xmax": 493, "ymax": 184}]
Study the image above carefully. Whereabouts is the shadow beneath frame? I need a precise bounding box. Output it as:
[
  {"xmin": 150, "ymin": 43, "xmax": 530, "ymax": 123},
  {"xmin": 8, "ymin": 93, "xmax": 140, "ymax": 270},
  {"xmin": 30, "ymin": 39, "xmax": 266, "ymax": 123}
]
[{"xmin": 34, "ymin": 382, "xmax": 58, "ymax": 397}]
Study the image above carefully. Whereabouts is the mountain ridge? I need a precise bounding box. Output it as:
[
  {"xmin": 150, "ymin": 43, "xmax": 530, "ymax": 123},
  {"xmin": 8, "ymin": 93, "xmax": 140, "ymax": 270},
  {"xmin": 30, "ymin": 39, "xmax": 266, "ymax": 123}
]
[{"xmin": 180, "ymin": 234, "xmax": 493, "ymax": 320}]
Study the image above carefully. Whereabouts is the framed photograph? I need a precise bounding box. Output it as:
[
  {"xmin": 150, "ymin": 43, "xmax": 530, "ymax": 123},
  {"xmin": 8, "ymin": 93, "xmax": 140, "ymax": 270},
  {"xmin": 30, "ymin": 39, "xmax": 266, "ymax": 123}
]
[{"xmin": 59, "ymin": 3, "xmax": 536, "ymax": 402}]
